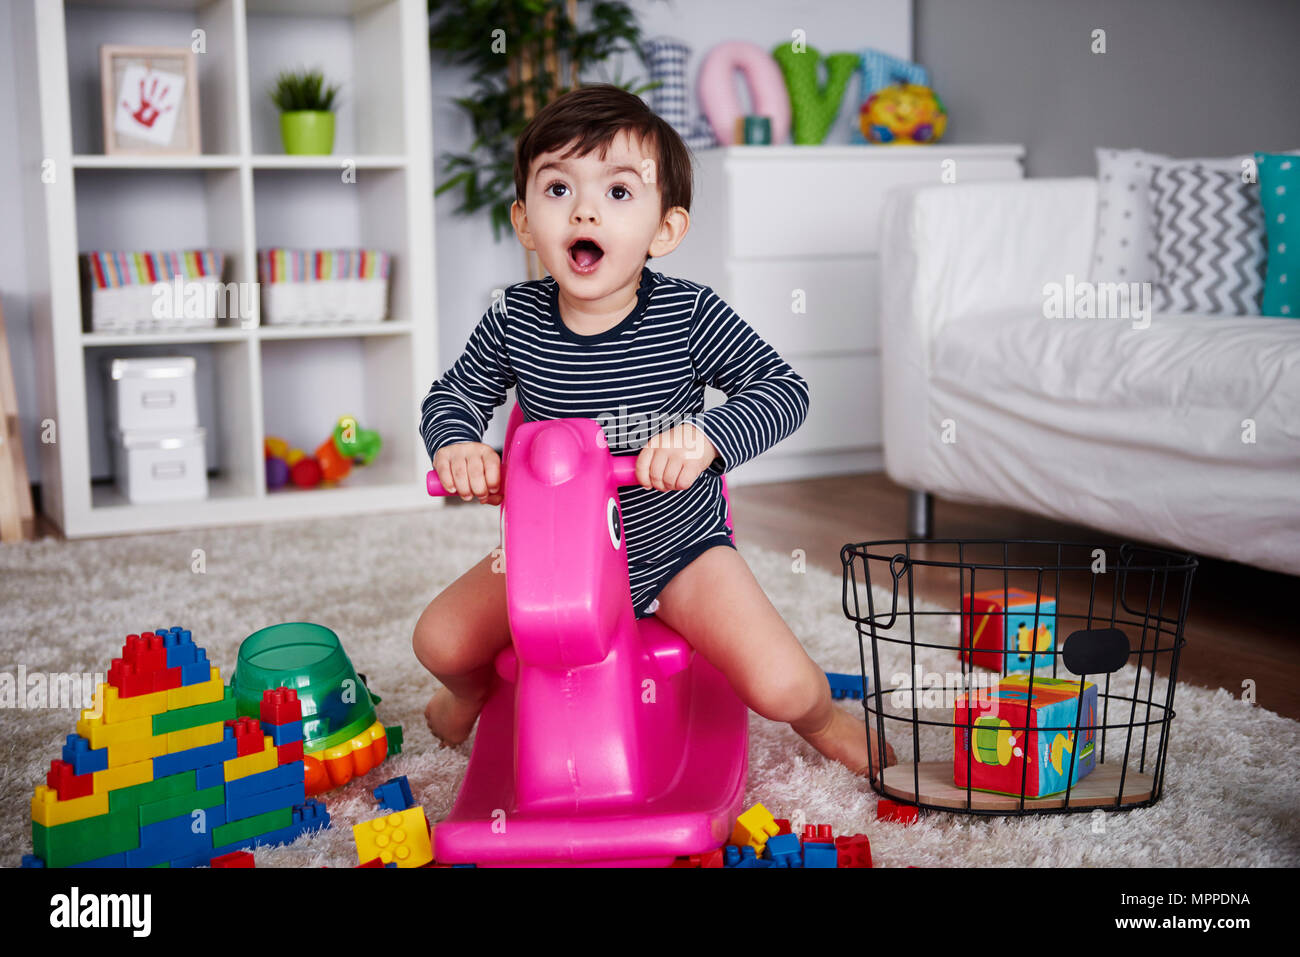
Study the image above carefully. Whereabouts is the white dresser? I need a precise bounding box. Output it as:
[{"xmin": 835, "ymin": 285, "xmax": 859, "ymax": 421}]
[{"xmin": 655, "ymin": 144, "xmax": 1025, "ymax": 485}]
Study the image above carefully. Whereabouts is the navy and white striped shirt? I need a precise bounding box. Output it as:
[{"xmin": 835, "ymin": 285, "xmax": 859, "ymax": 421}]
[{"xmin": 420, "ymin": 266, "xmax": 810, "ymax": 611}]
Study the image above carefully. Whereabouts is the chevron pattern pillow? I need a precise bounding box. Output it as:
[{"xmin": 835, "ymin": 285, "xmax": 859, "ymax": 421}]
[{"xmin": 1149, "ymin": 164, "xmax": 1266, "ymax": 315}]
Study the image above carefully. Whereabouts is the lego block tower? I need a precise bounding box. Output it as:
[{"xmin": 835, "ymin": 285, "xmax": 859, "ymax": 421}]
[{"xmin": 25, "ymin": 627, "xmax": 330, "ymax": 867}]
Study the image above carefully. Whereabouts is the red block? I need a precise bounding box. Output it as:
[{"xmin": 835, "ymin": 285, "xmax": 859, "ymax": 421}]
[
  {"xmin": 356, "ymin": 857, "xmax": 386, "ymax": 868},
  {"xmin": 47, "ymin": 760, "xmax": 94, "ymax": 800},
  {"xmin": 150, "ymin": 666, "xmax": 182, "ymax": 694},
  {"xmin": 211, "ymin": 850, "xmax": 255, "ymax": 868},
  {"xmin": 835, "ymin": 834, "xmax": 873, "ymax": 868},
  {"xmin": 276, "ymin": 740, "xmax": 304, "ymax": 765},
  {"xmin": 699, "ymin": 848, "xmax": 725, "ymax": 868},
  {"xmin": 774, "ymin": 818, "xmax": 792, "ymax": 836},
  {"xmin": 669, "ymin": 855, "xmax": 701, "ymax": 868},
  {"xmin": 877, "ymin": 799, "xmax": 919, "ymax": 825},
  {"xmin": 260, "ymin": 687, "xmax": 303, "ymax": 725},
  {"xmin": 107, "ymin": 658, "xmax": 152, "ymax": 698},
  {"xmin": 225, "ymin": 716, "xmax": 265, "ymax": 756},
  {"xmin": 122, "ymin": 632, "xmax": 167, "ymax": 673},
  {"xmin": 802, "ymin": 823, "xmax": 834, "ymax": 844}
]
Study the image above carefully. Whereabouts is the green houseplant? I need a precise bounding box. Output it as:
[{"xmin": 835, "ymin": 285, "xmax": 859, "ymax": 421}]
[
  {"xmin": 270, "ymin": 68, "xmax": 342, "ymax": 155},
  {"xmin": 429, "ymin": 0, "xmax": 659, "ymax": 274}
]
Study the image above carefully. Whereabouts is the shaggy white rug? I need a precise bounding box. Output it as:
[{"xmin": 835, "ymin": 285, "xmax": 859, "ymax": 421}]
[{"xmin": 2, "ymin": 505, "xmax": 1297, "ymax": 867}]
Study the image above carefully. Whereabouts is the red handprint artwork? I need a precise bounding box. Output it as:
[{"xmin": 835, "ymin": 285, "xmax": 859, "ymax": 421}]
[
  {"xmin": 113, "ymin": 63, "xmax": 185, "ymax": 147},
  {"xmin": 124, "ymin": 75, "xmax": 173, "ymax": 129}
]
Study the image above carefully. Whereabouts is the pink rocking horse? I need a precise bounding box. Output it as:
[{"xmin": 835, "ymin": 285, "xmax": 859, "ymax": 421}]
[{"xmin": 425, "ymin": 403, "xmax": 749, "ymax": 866}]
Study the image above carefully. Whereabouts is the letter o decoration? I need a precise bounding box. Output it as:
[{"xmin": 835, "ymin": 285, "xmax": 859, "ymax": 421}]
[{"xmin": 696, "ymin": 41, "xmax": 790, "ymax": 146}]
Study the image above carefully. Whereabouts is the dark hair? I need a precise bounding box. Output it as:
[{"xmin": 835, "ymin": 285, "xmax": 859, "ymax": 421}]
[{"xmin": 514, "ymin": 84, "xmax": 693, "ymax": 218}]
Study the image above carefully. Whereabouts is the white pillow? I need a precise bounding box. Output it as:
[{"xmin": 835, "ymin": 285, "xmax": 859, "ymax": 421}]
[{"xmin": 1091, "ymin": 148, "xmax": 1250, "ymax": 285}]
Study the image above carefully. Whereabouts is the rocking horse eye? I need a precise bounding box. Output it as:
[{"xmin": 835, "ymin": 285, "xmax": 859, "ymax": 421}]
[{"xmin": 606, "ymin": 497, "xmax": 622, "ymax": 550}]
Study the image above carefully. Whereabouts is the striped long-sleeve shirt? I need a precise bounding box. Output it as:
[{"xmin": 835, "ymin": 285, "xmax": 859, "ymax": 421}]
[{"xmin": 419, "ymin": 266, "xmax": 810, "ymax": 612}]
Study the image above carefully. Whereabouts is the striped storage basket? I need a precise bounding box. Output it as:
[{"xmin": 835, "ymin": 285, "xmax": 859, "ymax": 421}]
[
  {"xmin": 258, "ymin": 249, "xmax": 391, "ymax": 325},
  {"xmin": 80, "ymin": 250, "xmax": 227, "ymax": 333}
]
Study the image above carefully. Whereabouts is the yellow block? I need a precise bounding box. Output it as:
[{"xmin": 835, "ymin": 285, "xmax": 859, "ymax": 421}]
[
  {"xmin": 353, "ymin": 807, "xmax": 433, "ymax": 868},
  {"xmin": 91, "ymin": 683, "xmax": 170, "ymax": 725},
  {"xmin": 76, "ymin": 711, "xmax": 154, "ymax": 750},
  {"xmin": 223, "ymin": 737, "xmax": 276, "ymax": 781},
  {"xmin": 166, "ymin": 721, "xmax": 225, "ymax": 753},
  {"xmin": 730, "ymin": 802, "xmax": 780, "ymax": 852},
  {"xmin": 31, "ymin": 785, "xmax": 108, "ymax": 827},
  {"xmin": 107, "ymin": 733, "xmax": 168, "ymax": 768},
  {"xmin": 92, "ymin": 757, "xmax": 153, "ymax": 795},
  {"xmin": 167, "ymin": 669, "xmax": 223, "ymax": 709}
]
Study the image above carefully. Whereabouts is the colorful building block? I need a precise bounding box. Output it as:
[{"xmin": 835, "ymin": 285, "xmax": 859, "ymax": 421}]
[
  {"xmin": 21, "ymin": 854, "xmax": 45, "ymax": 868},
  {"xmin": 730, "ymin": 802, "xmax": 780, "ymax": 852},
  {"xmin": 106, "ymin": 733, "xmax": 168, "ymax": 768},
  {"xmin": 262, "ymin": 719, "xmax": 303, "ymax": 746},
  {"xmin": 385, "ymin": 724, "xmax": 404, "ymax": 756},
  {"xmin": 75, "ymin": 711, "xmax": 154, "ymax": 750},
  {"xmin": 211, "ymin": 850, "xmax": 255, "ymax": 867},
  {"xmin": 353, "ymin": 807, "xmax": 433, "ymax": 868},
  {"xmin": 277, "ymin": 740, "xmax": 304, "ymax": 765},
  {"xmin": 877, "ymin": 798, "xmax": 919, "ymax": 825},
  {"xmin": 802, "ymin": 823, "xmax": 835, "ymax": 845},
  {"xmin": 961, "ymin": 588, "xmax": 1057, "ymax": 672},
  {"xmin": 227, "ymin": 716, "xmax": 266, "ymax": 756},
  {"xmin": 31, "ymin": 785, "xmax": 108, "ymax": 827},
  {"xmin": 260, "ymin": 687, "xmax": 303, "ymax": 725},
  {"xmin": 165, "ymin": 721, "xmax": 226, "ymax": 753},
  {"xmin": 763, "ymin": 832, "xmax": 803, "ymax": 867},
  {"xmin": 226, "ymin": 781, "xmax": 305, "ymax": 823},
  {"xmin": 373, "ymin": 775, "xmax": 414, "ymax": 812},
  {"xmin": 138, "ymin": 784, "xmax": 225, "ymax": 828},
  {"xmin": 107, "ymin": 771, "xmax": 195, "ymax": 815},
  {"xmin": 212, "ymin": 806, "xmax": 293, "ymax": 849},
  {"xmin": 179, "ymin": 649, "xmax": 212, "ymax": 686},
  {"xmin": 33, "ymin": 806, "xmax": 139, "ymax": 867},
  {"xmin": 223, "ymin": 737, "xmax": 277, "ymax": 781},
  {"xmin": 167, "ymin": 668, "xmax": 223, "ymax": 710},
  {"xmin": 61, "ymin": 733, "xmax": 107, "ymax": 776},
  {"xmin": 151, "ymin": 687, "xmax": 237, "ymax": 736},
  {"xmin": 195, "ymin": 763, "xmax": 224, "ymax": 790},
  {"xmin": 836, "ymin": 834, "xmax": 872, "ymax": 868},
  {"xmin": 826, "ymin": 671, "xmax": 870, "ymax": 700},
  {"xmin": 46, "ymin": 760, "xmax": 94, "ymax": 800},
  {"xmin": 92, "ymin": 757, "xmax": 153, "ymax": 795},
  {"xmin": 955, "ymin": 674, "xmax": 1097, "ymax": 798},
  {"xmin": 225, "ymin": 760, "xmax": 304, "ymax": 800},
  {"xmin": 94, "ymin": 683, "xmax": 170, "ymax": 725},
  {"xmin": 802, "ymin": 842, "xmax": 838, "ymax": 868}
]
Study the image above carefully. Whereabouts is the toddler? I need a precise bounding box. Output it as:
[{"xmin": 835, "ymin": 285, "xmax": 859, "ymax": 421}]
[{"xmin": 413, "ymin": 84, "xmax": 894, "ymax": 778}]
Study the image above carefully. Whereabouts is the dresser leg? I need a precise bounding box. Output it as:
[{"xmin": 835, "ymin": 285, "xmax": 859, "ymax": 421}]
[{"xmin": 907, "ymin": 490, "xmax": 933, "ymax": 539}]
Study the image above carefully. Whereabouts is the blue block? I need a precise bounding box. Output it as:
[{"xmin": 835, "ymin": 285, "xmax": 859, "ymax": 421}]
[
  {"xmin": 373, "ymin": 775, "xmax": 414, "ymax": 812},
  {"xmin": 180, "ymin": 648, "xmax": 211, "ymax": 686},
  {"xmin": 225, "ymin": 760, "xmax": 303, "ymax": 800},
  {"xmin": 451, "ymin": 863, "xmax": 477, "ymax": 868},
  {"xmin": 195, "ymin": 763, "xmax": 225, "ymax": 790},
  {"xmin": 225, "ymin": 781, "xmax": 305, "ymax": 823},
  {"xmin": 153, "ymin": 727, "xmax": 237, "ymax": 778},
  {"xmin": 261, "ymin": 719, "xmax": 303, "ymax": 746},
  {"xmin": 126, "ymin": 804, "xmax": 222, "ymax": 867},
  {"xmin": 724, "ymin": 845, "xmax": 741, "ymax": 867},
  {"xmin": 826, "ymin": 671, "xmax": 869, "ymax": 700},
  {"xmin": 163, "ymin": 628, "xmax": 198, "ymax": 669},
  {"xmin": 763, "ymin": 832, "xmax": 803, "ymax": 867},
  {"xmin": 62, "ymin": 733, "xmax": 108, "ymax": 776},
  {"xmin": 292, "ymin": 799, "xmax": 330, "ymax": 831},
  {"xmin": 69, "ymin": 852, "xmax": 127, "ymax": 868},
  {"xmin": 803, "ymin": 842, "xmax": 838, "ymax": 868},
  {"xmin": 21, "ymin": 854, "xmax": 46, "ymax": 868},
  {"xmin": 171, "ymin": 849, "xmax": 212, "ymax": 868}
]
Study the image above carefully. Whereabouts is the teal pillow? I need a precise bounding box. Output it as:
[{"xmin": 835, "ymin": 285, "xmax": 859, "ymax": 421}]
[{"xmin": 1256, "ymin": 152, "xmax": 1300, "ymax": 318}]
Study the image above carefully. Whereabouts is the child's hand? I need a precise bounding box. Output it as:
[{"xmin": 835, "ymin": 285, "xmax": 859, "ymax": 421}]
[
  {"xmin": 432, "ymin": 441, "xmax": 502, "ymax": 505},
  {"xmin": 634, "ymin": 423, "xmax": 719, "ymax": 491}
]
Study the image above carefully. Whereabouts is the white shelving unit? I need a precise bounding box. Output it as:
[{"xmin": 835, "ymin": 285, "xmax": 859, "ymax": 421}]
[{"xmin": 15, "ymin": 0, "xmax": 439, "ymax": 536}]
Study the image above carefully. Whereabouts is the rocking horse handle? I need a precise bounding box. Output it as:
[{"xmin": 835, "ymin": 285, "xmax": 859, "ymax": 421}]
[{"xmin": 425, "ymin": 453, "xmax": 643, "ymax": 497}]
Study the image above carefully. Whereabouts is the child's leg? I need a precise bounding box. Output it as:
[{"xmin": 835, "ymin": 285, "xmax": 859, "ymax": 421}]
[
  {"xmin": 653, "ymin": 545, "xmax": 896, "ymax": 777},
  {"xmin": 412, "ymin": 549, "xmax": 512, "ymax": 747}
]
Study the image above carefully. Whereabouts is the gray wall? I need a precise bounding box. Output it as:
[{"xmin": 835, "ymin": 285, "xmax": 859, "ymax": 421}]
[{"xmin": 916, "ymin": 0, "xmax": 1300, "ymax": 176}]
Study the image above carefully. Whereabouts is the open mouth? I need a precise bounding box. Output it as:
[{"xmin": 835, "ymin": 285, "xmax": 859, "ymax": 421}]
[{"xmin": 568, "ymin": 238, "xmax": 604, "ymax": 271}]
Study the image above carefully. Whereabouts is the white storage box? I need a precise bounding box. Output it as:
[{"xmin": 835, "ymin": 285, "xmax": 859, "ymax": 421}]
[
  {"xmin": 104, "ymin": 356, "xmax": 199, "ymax": 433},
  {"xmin": 112, "ymin": 428, "xmax": 209, "ymax": 504},
  {"xmin": 81, "ymin": 251, "xmax": 226, "ymax": 333},
  {"xmin": 258, "ymin": 249, "xmax": 391, "ymax": 324}
]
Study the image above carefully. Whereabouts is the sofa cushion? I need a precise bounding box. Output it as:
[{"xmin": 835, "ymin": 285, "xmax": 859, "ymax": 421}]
[{"xmin": 931, "ymin": 310, "xmax": 1300, "ymax": 462}]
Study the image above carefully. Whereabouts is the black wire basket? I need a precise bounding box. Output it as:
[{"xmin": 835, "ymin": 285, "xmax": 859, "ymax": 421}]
[{"xmin": 841, "ymin": 540, "xmax": 1197, "ymax": 816}]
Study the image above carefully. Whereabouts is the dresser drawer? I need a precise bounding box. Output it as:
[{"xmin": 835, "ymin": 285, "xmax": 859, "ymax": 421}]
[
  {"xmin": 724, "ymin": 257, "xmax": 880, "ymax": 355},
  {"xmin": 726, "ymin": 153, "xmax": 1021, "ymax": 259},
  {"xmin": 704, "ymin": 353, "xmax": 882, "ymax": 455}
]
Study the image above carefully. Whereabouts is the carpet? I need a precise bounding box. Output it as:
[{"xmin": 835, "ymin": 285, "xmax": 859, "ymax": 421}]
[{"xmin": 2, "ymin": 505, "xmax": 1297, "ymax": 867}]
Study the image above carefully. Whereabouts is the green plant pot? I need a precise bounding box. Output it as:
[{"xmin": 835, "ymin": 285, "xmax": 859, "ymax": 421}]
[{"xmin": 279, "ymin": 111, "xmax": 335, "ymax": 155}]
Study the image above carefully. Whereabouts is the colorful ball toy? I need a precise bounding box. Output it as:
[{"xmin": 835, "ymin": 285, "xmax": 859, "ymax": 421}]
[
  {"xmin": 264, "ymin": 415, "xmax": 383, "ymax": 491},
  {"xmin": 860, "ymin": 82, "xmax": 947, "ymax": 144}
]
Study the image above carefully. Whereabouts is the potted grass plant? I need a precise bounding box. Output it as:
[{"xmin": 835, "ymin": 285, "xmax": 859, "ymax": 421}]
[{"xmin": 270, "ymin": 68, "xmax": 342, "ymax": 155}]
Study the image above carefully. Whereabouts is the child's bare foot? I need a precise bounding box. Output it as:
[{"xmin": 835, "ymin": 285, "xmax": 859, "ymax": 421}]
[
  {"xmin": 425, "ymin": 687, "xmax": 486, "ymax": 749},
  {"xmin": 797, "ymin": 706, "xmax": 897, "ymax": 781}
]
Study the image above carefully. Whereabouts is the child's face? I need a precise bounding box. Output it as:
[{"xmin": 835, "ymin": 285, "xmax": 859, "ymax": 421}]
[{"xmin": 511, "ymin": 130, "xmax": 688, "ymax": 298}]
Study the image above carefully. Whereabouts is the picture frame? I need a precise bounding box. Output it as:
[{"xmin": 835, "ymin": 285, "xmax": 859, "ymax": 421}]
[{"xmin": 100, "ymin": 44, "xmax": 201, "ymax": 155}]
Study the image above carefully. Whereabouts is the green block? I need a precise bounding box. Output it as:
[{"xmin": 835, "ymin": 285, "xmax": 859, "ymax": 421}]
[
  {"xmin": 108, "ymin": 771, "xmax": 197, "ymax": 814},
  {"xmin": 386, "ymin": 724, "xmax": 403, "ymax": 756},
  {"xmin": 150, "ymin": 862, "xmax": 170, "ymax": 868},
  {"xmin": 139, "ymin": 784, "xmax": 226, "ymax": 827},
  {"xmin": 33, "ymin": 808, "xmax": 140, "ymax": 867},
  {"xmin": 212, "ymin": 806, "xmax": 292, "ymax": 848},
  {"xmin": 152, "ymin": 687, "xmax": 237, "ymax": 735}
]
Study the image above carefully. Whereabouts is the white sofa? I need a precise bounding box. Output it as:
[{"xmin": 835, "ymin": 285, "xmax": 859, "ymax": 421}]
[{"xmin": 878, "ymin": 178, "xmax": 1300, "ymax": 576}]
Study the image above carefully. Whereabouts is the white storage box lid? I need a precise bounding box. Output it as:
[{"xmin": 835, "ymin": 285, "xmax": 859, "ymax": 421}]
[
  {"xmin": 108, "ymin": 356, "xmax": 197, "ymax": 380},
  {"xmin": 114, "ymin": 427, "xmax": 206, "ymax": 450}
]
